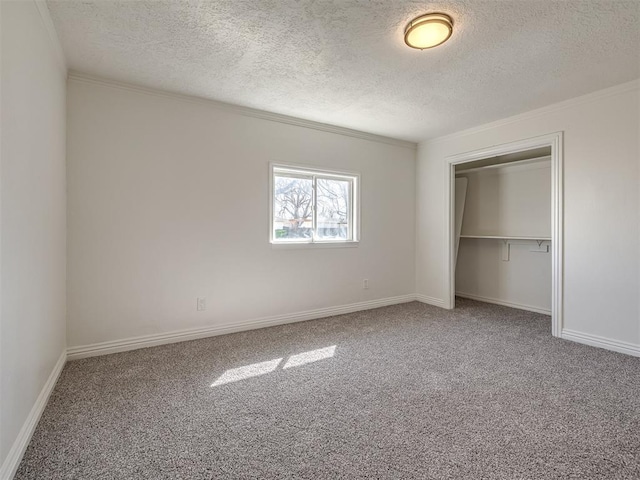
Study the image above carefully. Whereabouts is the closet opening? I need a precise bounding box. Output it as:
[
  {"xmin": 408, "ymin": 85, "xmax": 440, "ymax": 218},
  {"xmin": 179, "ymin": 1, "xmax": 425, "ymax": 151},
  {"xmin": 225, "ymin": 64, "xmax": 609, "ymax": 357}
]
[{"xmin": 444, "ymin": 133, "xmax": 564, "ymax": 337}]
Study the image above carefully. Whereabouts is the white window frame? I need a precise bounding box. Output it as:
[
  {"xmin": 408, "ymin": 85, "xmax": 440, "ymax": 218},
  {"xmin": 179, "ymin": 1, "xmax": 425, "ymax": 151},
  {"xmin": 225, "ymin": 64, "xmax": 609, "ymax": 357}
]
[{"xmin": 270, "ymin": 163, "xmax": 360, "ymax": 247}]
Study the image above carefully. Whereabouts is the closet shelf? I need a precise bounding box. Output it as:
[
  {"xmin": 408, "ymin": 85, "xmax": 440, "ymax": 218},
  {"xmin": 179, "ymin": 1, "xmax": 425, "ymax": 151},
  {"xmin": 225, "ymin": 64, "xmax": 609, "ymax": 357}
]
[{"xmin": 460, "ymin": 235, "xmax": 551, "ymax": 241}]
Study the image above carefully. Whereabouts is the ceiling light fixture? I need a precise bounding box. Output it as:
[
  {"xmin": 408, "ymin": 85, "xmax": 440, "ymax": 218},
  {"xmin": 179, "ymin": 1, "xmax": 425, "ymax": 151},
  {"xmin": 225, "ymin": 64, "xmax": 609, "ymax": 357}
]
[{"xmin": 404, "ymin": 13, "xmax": 453, "ymax": 50}]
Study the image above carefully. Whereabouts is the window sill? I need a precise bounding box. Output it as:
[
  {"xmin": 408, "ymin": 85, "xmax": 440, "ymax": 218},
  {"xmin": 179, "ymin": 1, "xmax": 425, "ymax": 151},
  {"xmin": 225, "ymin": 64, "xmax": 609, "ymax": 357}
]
[{"xmin": 270, "ymin": 241, "xmax": 360, "ymax": 249}]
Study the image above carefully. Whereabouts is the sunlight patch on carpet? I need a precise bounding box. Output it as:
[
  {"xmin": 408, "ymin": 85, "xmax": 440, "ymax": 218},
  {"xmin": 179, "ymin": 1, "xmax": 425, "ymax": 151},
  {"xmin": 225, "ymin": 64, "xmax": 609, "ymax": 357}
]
[
  {"xmin": 211, "ymin": 345, "xmax": 337, "ymax": 387},
  {"xmin": 283, "ymin": 345, "xmax": 336, "ymax": 369},
  {"xmin": 211, "ymin": 358, "xmax": 283, "ymax": 386}
]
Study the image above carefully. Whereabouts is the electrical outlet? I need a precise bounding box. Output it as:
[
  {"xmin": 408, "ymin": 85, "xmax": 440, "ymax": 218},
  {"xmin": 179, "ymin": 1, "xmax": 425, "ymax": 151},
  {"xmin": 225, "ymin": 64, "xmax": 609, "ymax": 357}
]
[
  {"xmin": 363, "ymin": 279, "xmax": 369, "ymax": 289},
  {"xmin": 197, "ymin": 297, "xmax": 206, "ymax": 311}
]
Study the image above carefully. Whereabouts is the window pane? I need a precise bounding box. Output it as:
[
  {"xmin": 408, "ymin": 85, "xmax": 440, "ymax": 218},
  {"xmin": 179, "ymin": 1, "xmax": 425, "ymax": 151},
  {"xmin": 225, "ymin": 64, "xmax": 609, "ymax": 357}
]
[
  {"xmin": 316, "ymin": 178, "xmax": 350, "ymax": 240},
  {"xmin": 273, "ymin": 175, "xmax": 313, "ymax": 240}
]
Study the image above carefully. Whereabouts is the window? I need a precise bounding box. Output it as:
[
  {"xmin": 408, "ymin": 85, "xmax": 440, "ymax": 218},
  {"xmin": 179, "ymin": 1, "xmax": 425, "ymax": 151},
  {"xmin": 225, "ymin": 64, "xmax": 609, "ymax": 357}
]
[{"xmin": 270, "ymin": 164, "xmax": 359, "ymax": 245}]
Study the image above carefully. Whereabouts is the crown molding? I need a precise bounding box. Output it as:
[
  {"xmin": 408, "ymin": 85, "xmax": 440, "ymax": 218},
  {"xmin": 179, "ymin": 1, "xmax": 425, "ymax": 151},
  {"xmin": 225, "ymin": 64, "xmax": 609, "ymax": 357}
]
[
  {"xmin": 423, "ymin": 79, "xmax": 640, "ymax": 146},
  {"xmin": 33, "ymin": 0, "xmax": 67, "ymax": 76},
  {"xmin": 67, "ymin": 72, "xmax": 417, "ymax": 150}
]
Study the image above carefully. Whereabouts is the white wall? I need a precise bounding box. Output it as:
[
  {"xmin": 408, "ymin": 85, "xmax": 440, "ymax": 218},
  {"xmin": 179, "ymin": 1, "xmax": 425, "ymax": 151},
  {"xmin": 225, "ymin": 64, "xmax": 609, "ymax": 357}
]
[
  {"xmin": 66, "ymin": 78, "xmax": 416, "ymax": 348},
  {"xmin": 417, "ymin": 81, "xmax": 640, "ymax": 347},
  {"xmin": 459, "ymin": 161, "xmax": 551, "ymax": 238},
  {"xmin": 0, "ymin": 0, "xmax": 67, "ymax": 471},
  {"xmin": 455, "ymin": 161, "xmax": 552, "ymax": 313},
  {"xmin": 456, "ymin": 239, "xmax": 552, "ymax": 313}
]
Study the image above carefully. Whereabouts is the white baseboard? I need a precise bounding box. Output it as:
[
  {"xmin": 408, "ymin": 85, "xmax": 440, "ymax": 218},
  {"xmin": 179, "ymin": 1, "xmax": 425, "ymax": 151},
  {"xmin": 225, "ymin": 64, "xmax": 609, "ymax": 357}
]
[
  {"xmin": 415, "ymin": 294, "xmax": 447, "ymax": 308},
  {"xmin": 67, "ymin": 294, "xmax": 417, "ymax": 360},
  {"xmin": 0, "ymin": 349, "xmax": 66, "ymax": 480},
  {"xmin": 561, "ymin": 329, "xmax": 640, "ymax": 357},
  {"xmin": 455, "ymin": 292, "xmax": 551, "ymax": 316}
]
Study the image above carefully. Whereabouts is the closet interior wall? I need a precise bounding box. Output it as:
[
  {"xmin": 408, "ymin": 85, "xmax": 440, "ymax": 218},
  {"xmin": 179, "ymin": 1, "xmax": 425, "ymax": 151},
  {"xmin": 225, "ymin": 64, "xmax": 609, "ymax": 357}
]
[{"xmin": 455, "ymin": 152, "xmax": 552, "ymax": 314}]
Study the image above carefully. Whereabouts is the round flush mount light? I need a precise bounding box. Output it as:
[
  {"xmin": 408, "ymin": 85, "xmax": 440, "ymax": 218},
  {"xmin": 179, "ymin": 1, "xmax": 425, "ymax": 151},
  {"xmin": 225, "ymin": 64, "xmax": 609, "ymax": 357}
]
[{"xmin": 404, "ymin": 13, "xmax": 453, "ymax": 50}]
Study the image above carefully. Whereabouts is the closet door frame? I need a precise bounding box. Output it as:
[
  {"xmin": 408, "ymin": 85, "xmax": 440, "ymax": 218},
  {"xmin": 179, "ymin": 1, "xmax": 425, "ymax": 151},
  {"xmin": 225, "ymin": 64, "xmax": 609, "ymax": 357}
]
[{"xmin": 444, "ymin": 132, "xmax": 564, "ymax": 337}]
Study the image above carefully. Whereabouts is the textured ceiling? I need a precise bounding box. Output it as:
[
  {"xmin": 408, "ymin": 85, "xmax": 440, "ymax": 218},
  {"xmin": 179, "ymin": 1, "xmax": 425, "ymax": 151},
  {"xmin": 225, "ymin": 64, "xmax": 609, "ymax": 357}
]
[{"xmin": 48, "ymin": 0, "xmax": 640, "ymax": 142}]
